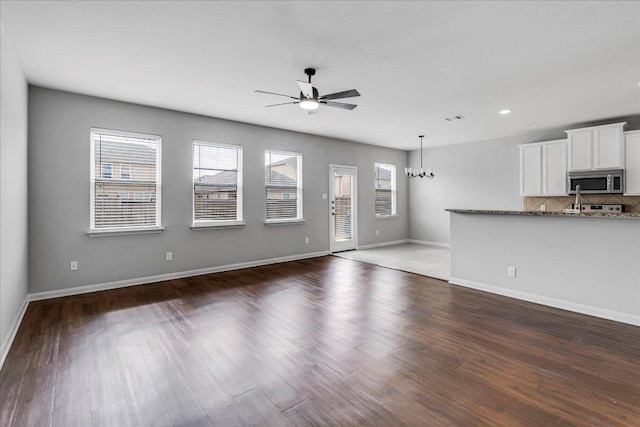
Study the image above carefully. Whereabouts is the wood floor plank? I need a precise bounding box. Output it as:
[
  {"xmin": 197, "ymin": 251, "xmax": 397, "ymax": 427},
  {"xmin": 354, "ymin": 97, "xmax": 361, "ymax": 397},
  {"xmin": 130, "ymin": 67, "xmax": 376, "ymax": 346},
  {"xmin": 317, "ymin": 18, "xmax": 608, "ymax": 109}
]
[
  {"xmin": 1, "ymin": 255, "xmax": 639, "ymax": 426},
  {"xmin": 283, "ymin": 399, "xmax": 334, "ymax": 426},
  {"xmin": 184, "ymin": 368, "xmax": 254, "ymax": 426},
  {"xmin": 233, "ymin": 388, "xmax": 294, "ymax": 427},
  {"xmin": 146, "ymin": 359, "xmax": 211, "ymax": 427},
  {"xmin": 6, "ymin": 365, "xmax": 54, "ymax": 427}
]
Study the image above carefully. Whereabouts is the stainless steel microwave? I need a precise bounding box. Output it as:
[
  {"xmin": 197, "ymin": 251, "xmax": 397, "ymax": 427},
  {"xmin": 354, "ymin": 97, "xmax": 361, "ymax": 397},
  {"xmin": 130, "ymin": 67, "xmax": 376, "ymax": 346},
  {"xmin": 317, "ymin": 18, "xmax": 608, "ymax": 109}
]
[{"xmin": 567, "ymin": 169, "xmax": 624, "ymax": 194}]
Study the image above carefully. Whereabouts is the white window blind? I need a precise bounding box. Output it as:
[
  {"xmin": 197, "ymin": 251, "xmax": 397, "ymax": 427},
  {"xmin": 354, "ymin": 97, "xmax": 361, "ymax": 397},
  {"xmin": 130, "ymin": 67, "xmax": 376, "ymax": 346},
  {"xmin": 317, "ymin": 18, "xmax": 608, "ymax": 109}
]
[
  {"xmin": 375, "ymin": 162, "xmax": 396, "ymax": 216},
  {"xmin": 265, "ymin": 150, "xmax": 302, "ymax": 221},
  {"xmin": 193, "ymin": 141, "xmax": 242, "ymax": 224},
  {"xmin": 90, "ymin": 128, "xmax": 161, "ymax": 231}
]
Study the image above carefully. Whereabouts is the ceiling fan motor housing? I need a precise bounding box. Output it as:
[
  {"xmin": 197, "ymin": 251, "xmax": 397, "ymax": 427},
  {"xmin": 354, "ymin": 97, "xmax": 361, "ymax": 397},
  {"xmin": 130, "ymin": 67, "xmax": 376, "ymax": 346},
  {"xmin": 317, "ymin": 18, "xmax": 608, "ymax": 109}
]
[{"xmin": 300, "ymin": 87, "xmax": 319, "ymax": 101}]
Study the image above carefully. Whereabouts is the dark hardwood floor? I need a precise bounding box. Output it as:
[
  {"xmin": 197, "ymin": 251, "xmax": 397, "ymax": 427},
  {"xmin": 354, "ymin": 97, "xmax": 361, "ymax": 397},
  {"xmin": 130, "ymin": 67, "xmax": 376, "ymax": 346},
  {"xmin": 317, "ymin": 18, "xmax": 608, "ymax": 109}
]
[{"xmin": 2, "ymin": 256, "xmax": 640, "ymax": 426}]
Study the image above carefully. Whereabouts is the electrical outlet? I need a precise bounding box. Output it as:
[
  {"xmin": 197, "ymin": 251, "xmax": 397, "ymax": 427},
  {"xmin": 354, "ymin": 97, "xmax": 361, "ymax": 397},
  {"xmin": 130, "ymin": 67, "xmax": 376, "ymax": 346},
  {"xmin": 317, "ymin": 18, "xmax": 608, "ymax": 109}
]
[
  {"xmin": 322, "ymin": 193, "xmax": 327, "ymax": 200},
  {"xmin": 70, "ymin": 261, "xmax": 78, "ymax": 271},
  {"xmin": 376, "ymin": 230, "xmax": 379, "ymax": 236},
  {"xmin": 540, "ymin": 204, "xmax": 546, "ymax": 211},
  {"xmin": 166, "ymin": 252, "xmax": 173, "ymax": 261},
  {"xmin": 305, "ymin": 237, "xmax": 309, "ymax": 244},
  {"xmin": 507, "ymin": 266, "xmax": 516, "ymax": 277}
]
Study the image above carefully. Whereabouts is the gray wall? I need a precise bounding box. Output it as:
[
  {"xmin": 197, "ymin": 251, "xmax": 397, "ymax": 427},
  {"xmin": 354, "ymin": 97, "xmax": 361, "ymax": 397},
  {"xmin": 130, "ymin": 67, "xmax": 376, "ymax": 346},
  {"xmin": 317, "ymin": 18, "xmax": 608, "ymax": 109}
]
[
  {"xmin": 28, "ymin": 87, "xmax": 409, "ymax": 294},
  {"xmin": 409, "ymin": 116, "xmax": 640, "ymax": 245},
  {"xmin": 0, "ymin": 22, "xmax": 29, "ymax": 352}
]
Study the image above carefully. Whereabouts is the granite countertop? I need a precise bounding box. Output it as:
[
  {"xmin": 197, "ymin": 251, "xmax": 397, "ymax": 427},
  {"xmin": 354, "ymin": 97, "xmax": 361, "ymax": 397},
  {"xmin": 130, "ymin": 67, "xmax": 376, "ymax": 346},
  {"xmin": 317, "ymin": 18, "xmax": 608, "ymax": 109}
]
[{"xmin": 445, "ymin": 209, "xmax": 640, "ymax": 219}]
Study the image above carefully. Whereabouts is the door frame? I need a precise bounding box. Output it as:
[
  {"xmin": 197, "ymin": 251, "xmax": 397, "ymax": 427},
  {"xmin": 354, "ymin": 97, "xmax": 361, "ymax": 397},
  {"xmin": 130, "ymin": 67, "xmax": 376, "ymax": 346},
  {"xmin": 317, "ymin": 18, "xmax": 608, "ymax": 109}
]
[{"xmin": 329, "ymin": 164, "xmax": 358, "ymax": 253}]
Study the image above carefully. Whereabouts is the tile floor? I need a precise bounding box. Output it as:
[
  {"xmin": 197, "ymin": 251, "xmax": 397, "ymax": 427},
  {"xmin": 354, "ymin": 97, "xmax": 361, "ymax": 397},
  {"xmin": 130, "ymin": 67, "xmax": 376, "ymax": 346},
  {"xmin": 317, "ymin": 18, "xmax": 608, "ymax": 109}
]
[{"xmin": 334, "ymin": 243, "xmax": 450, "ymax": 280}]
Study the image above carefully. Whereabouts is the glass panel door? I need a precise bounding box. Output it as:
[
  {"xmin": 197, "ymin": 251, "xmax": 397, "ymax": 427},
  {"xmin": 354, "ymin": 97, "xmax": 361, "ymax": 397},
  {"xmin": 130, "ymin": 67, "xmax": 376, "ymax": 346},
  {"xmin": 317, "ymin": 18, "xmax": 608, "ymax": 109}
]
[
  {"xmin": 330, "ymin": 165, "xmax": 357, "ymax": 253},
  {"xmin": 334, "ymin": 174, "xmax": 352, "ymax": 241}
]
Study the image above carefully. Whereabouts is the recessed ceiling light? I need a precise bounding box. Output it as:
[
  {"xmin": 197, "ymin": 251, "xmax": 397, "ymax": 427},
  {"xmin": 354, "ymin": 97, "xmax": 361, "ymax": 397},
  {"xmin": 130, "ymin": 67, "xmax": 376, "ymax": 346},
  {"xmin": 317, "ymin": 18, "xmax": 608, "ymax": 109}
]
[
  {"xmin": 499, "ymin": 109, "xmax": 512, "ymax": 115},
  {"xmin": 525, "ymin": 122, "xmax": 536, "ymax": 127}
]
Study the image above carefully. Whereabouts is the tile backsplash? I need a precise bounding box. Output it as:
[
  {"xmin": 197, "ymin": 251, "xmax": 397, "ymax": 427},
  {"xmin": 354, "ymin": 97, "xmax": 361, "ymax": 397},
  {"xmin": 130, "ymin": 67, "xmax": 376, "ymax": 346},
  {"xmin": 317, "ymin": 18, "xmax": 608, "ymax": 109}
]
[{"xmin": 524, "ymin": 195, "xmax": 640, "ymax": 214}]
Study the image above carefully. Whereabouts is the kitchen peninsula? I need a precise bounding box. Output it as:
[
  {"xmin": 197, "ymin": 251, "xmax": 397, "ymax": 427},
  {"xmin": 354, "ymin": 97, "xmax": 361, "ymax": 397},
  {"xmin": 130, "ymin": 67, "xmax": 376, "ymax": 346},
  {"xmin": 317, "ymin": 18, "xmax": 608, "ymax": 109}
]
[{"xmin": 447, "ymin": 209, "xmax": 640, "ymax": 326}]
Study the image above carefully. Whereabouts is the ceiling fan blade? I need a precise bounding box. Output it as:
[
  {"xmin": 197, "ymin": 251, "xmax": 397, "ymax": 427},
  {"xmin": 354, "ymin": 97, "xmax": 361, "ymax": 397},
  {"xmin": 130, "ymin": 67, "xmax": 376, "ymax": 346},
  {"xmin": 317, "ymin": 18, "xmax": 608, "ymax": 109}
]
[
  {"xmin": 323, "ymin": 101, "xmax": 357, "ymax": 110},
  {"xmin": 297, "ymin": 81, "xmax": 314, "ymax": 98},
  {"xmin": 319, "ymin": 89, "xmax": 360, "ymax": 101},
  {"xmin": 255, "ymin": 90, "xmax": 298, "ymax": 100},
  {"xmin": 265, "ymin": 101, "xmax": 299, "ymax": 107}
]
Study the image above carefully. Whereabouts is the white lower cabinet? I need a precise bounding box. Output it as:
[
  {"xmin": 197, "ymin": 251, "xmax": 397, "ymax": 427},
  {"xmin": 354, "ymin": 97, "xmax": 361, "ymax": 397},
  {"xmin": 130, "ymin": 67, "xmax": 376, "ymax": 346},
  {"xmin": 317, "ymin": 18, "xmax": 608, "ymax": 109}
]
[
  {"xmin": 519, "ymin": 139, "xmax": 567, "ymax": 197},
  {"xmin": 624, "ymin": 131, "xmax": 640, "ymax": 195}
]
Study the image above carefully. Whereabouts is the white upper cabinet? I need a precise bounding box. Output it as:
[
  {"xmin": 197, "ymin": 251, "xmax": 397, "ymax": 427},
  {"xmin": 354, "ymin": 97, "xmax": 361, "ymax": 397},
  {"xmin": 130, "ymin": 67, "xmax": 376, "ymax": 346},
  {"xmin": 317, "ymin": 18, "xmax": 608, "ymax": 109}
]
[
  {"xmin": 543, "ymin": 139, "xmax": 567, "ymax": 196},
  {"xmin": 568, "ymin": 130, "xmax": 592, "ymax": 170},
  {"xmin": 566, "ymin": 122, "xmax": 626, "ymax": 171},
  {"xmin": 519, "ymin": 139, "xmax": 567, "ymax": 197},
  {"xmin": 520, "ymin": 143, "xmax": 542, "ymax": 196},
  {"xmin": 624, "ymin": 130, "xmax": 640, "ymax": 195}
]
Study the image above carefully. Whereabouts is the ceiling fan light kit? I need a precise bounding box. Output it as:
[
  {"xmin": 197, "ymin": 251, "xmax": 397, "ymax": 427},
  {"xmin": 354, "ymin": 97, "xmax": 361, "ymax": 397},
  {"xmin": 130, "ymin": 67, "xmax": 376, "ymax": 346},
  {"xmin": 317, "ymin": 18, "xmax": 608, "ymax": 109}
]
[
  {"xmin": 406, "ymin": 135, "xmax": 435, "ymax": 179},
  {"xmin": 256, "ymin": 68, "xmax": 360, "ymax": 114},
  {"xmin": 299, "ymin": 98, "xmax": 319, "ymax": 110}
]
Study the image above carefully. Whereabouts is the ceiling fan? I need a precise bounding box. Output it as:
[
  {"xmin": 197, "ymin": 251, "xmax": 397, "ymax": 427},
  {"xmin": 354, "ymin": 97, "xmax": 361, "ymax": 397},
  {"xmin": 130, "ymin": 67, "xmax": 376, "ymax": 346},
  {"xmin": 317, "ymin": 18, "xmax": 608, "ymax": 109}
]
[{"xmin": 255, "ymin": 68, "xmax": 360, "ymax": 114}]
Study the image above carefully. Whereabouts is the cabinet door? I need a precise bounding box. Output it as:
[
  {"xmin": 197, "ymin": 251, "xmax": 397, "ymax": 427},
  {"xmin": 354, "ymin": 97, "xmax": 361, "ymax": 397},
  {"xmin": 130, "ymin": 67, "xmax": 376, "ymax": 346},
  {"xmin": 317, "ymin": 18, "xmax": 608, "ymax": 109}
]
[
  {"xmin": 625, "ymin": 133, "xmax": 640, "ymax": 195},
  {"xmin": 543, "ymin": 140, "xmax": 567, "ymax": 195},
  {"xmin": 595, "ymin": 126, "xmax": 623, "ymax": 169},
  {"xmin": 520, "ymin": 144, "xmax": 542, "ymax": 196},
  {"xmin": 568, "ymin": 130, "xmax": 592, "ymax": 171}
]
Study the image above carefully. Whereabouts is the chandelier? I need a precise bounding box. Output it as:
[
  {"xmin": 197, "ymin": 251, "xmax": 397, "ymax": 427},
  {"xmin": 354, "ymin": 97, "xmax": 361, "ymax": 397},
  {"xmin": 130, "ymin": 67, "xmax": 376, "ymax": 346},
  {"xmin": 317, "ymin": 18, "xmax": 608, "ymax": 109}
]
[{"xmin": 405, "ymin": 135, "xmax": 434, "ymax": 179}]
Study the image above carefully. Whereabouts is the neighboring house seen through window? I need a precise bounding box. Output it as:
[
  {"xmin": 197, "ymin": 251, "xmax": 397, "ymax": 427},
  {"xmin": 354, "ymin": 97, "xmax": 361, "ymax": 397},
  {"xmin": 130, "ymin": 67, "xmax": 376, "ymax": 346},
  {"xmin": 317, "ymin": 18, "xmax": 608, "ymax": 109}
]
[
  {"xmin": 101, "ymin": 163, "xmax": 113, "ymax": 179},
  {"xmin": 193, "ymin": 141, "xmax": 243, "ymax": 225},
  {"xmin": 120, "ymin": 164, "xmax": 131, "ymax": 180},
  {"xmin": 375, "ymin": 162, "xmax": 396, "ymax": 216},
  {"xmin": 265, "ymin": 150, "xmax": 302, "ymax": 222},
  {"xmin": 90, "ymin": 128, "xmax": 161, "ymax": 232}
]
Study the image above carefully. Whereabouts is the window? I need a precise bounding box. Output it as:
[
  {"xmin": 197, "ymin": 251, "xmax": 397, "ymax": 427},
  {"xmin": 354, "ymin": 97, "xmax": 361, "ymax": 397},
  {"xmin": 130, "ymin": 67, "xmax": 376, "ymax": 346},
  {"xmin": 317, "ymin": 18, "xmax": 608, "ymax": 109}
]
[
  {"xmin": 193, "ymin": 141, "xmax": 243, "ymax": 225},
  {"xmin": 120, "ymin": 164, "xmax": 131, "ymax": 180},
  {"xmin": 101, "ymin": 163, "xmax": 113, "ymax": 179},
  {"xmin": 375, "ymin": 162, "xmax": 396, "ymax": 216},
  {"xmin": 265, "ymin": 150, "xmax": 302, "ymax": 222},
  {"xmin": 90, "ymin": 128, "xmax": 161, "ymax": 232}
]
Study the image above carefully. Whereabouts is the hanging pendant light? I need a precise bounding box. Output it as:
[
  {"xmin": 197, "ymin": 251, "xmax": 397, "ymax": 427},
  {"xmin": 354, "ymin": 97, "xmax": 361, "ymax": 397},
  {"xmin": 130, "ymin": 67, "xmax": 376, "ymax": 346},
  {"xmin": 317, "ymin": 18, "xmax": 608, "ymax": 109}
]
[{"xmin": 405, "ymin": 135, "xmax": 435, "ymax": 179}]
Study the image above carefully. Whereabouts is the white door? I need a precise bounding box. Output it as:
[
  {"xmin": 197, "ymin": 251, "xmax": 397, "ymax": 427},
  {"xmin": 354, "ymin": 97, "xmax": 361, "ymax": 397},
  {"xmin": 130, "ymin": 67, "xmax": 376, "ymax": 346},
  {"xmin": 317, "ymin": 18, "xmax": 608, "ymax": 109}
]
[{"xmin": 329, "ymin": 165, "xmax": 357, "ymax": 253}]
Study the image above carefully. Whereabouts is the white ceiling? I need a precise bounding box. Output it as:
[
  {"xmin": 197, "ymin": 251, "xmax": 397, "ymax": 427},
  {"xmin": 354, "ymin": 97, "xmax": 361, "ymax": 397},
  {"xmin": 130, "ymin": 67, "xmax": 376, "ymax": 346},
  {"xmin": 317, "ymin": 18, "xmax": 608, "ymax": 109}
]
[{"xmin": 1, "ymin": 1, "xmax": 639, "ymax": 150}]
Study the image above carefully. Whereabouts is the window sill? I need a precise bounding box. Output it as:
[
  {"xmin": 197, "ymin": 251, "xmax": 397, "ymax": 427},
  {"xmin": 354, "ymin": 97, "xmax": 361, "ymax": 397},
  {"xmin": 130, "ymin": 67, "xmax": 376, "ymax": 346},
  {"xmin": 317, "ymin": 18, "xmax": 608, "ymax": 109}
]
[
  {"xmin": 87, "ymin": 226, "xmax": 165, "ymax": 237},
  {"xmin": 375, "ymin": 214, "xmax": 399, "ymax": 219},
  {"xmin": 191, "ymin": 221, "xmax": 246, "ymax": 230},
  {"xmin": 264, "ymin": 219, "xmax": 306, "ymax": 226}
]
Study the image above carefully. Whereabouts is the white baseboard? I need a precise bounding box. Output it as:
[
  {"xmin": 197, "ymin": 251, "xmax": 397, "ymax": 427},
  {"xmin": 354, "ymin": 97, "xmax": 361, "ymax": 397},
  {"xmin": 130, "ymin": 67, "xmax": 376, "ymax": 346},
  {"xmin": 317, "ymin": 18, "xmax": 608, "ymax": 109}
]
[
  {"xmin": 449, "ymin": 276, "xmax": 640, "ymax": 327},
  {"xmin": 407, "ymin": 239, "xmax": 450, "ymax": 248},
  {"xmin": 357, "ymin": 239, "xmax": 409, "ymax": 250},
  {"xmin": 29, "ymin": 251, "xmax": 329, "ymax": 301},
  {"xmin": 0, "ymin": 294, "xmax": 29, "ymax": 371}
]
